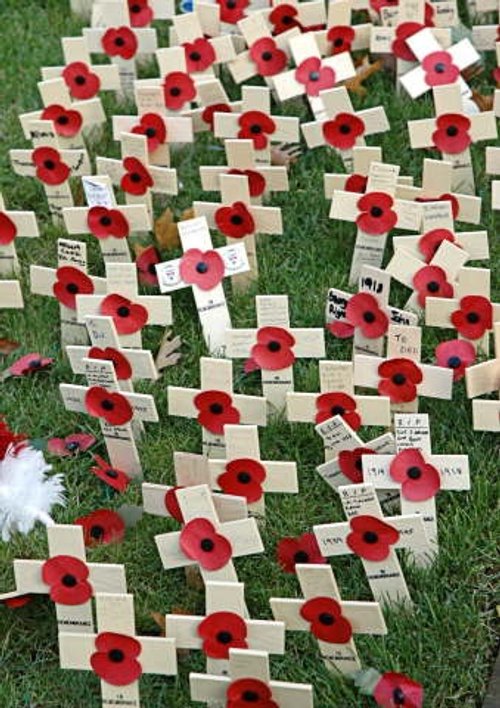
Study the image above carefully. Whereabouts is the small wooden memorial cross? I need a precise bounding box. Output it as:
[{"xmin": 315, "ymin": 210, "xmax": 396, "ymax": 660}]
[
  {"xmin": 183, "ymin": 78, "xmax": 243, "ymax": 134},
  {"xmin": 472, "ymin": 9, "xmax": 500, "ymax": 52},
  {"xmin": 58, "ymin": 592, "xmax": 177, "ymax": 708},
  {"xmin": 168, "ymin": 356, "xmax": 267, "ymax": 457},
  {"xmin": 270, "ymin": 563, "xmax": 386, "ymax": 675},
  {"xmin": 0, "ymin": 193, "xmax": 39, "ymax": 276},
  {"xmin": 314, "ymin": 483, "xmax": 431, "ymax": 604},
  {"xmin": 376, "ymin": 0, "xmax": 459, "ymax": 27},
  {"xmin": 225, "ymin": 294, "xmax": 326, "ymax": 412},
  {"xmin": 0, "ymin": 281, "xmax": 23, "ymax": 309},
  {"xmin": 169, "ymin": 11, "xmax": 237, "ymax": 77},
  {"xmin": 466, "ymin": 322, "xmax": 500, "ymax": 433},
  {"xmin": 316, "ymin": 0, "xmax": 371, "ymax": 57}
]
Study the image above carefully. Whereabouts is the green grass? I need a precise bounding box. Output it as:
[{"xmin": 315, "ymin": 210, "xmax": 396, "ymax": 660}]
[{"xmin": 0, "ymin": 1, "xmax": 498, "ymax": 706}]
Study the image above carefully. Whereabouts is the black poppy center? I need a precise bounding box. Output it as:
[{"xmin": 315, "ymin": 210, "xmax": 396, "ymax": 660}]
[
  {"xmin": 145, "ymin": 127, "xmax": 157, "ymax": 138},
  {"xmin": 66, "ymin": 282, "xmax": 79, "ymax": 294},
  {"xmin": 65, "ymin": 441, "xmax": 80, "ymax": 451},
  {"xmin": 393, "ymin": 687, "xmax": 406, "ymax": 705},
  {"xmin": 148, "ymin": 263, "xmax": 156, "ymax": 275},
  {"xmin": 318, "ymin": 612, "xmax": 335, "ymax": 626},
  {"xmin": 28, "ymin": 359, "xmax": 42, "ymax": 369},
  {"xmin": 130, "ymin": 172, "xmax": 142, "ymax": 183},
  {"xmin": 209, "ymin": 403, "xmax": 224, "ymax": 415},
  {"xmin": 407, "ymin": 466, "xmax": 422, "ymax": 480},
  {"xmin": 105, "ymin": 468, "xmax": 119, "ymax": 479},
  {"xmin": 466, "ymin": 312, "xmax": 479, "ymax": 324},
  {"xmin": 57, "ymin": 115, "xmax": 69, "ymax": 125},
  {"xmin": 216, "ymin": 630, "xmax": 233, "ymax": 644},
  {"xmin": 434, "ymin": 62, "xmax": 446, "ymax": 73},
  {"xmin": 190, "ymin": 51, "xmax": 201, "ymax": 62},
  {"xmin": 101, "ymin": 399, "xmax": 115, "ymax": 412},
  {"xmin": 339, "ymin": 123, "xmax": 351, "ymax": 134},
  {"xmin": 75, "ymin": 75, "xmax": 86, "ymax": 85},
  {"xmin": 294, "ymin": 550, "xmax": 309, "ymax": 563},
  {"xmin": 363, "ymin": 310, "xmax": 376, "ymax": 323},
  {"xmin": 392, "ymin": 373, "xmax": 406, "ymax": 385},
  {"xmin": 355, "ymin": 457, "xmax": 363, "ymax": 472},
  {"xmin": 61, "ymin": 573, "xmax": 77, "ymax": 588},
  {"xmin": 90, "ymin": 525, "xmax": 104, "ymax": 540},
  {"xmin": 370, "ymin": 206, "xmax": 383, "ymax": 217},
  {"xmin": 309, "ymin": 71, "xmax": 320, "ymax": 81},
  {"xmin": 242, "ymin": 690, "xmax": 260, "ymax": 702},
  {"xmin": 114, "ymin": 37, "xmax": 125, "ymax": 47},
  {"xmin": 226, "ymin": 0, "xmax": 236, "ymax": 7},
  {"xmin": 200, "ymin": 538, "xmax": 215, "ymax": 552},
  {"xmin": 108, "ymin": 649, "xmax": 125, "ymax": 663},
  {"xmin": 170, "ymin": 87, "xmax": 181, "ymax": 96},
  {"xmin": 282, "ymin": 15, "xmax": 294, "ymax": 25},
  {"xmin": 237, "ymin": 471, "xmax": 252, "ymax": 484},
  {"xmin": 117, "ymin": 306, "xmax": 130, "ymax": 318},
  {"xmin": 427, "ymin": 281, "xmax": 440, "ymax": 293},
  {"xmin": 44, "ymin": 160, "xmax": 56, "ymax": 170},
  {"xmin": 230, "ymin": 214, "xmax": 243, "ymax": 225},
  {"xmin": 196, "ymin": 261, "xmax": 208, "ymax": 274},
  {"xmin": 100, "ymin": 216, "xmax": 112, "ymax": 226},
  {"xmin": 334, "ymin": 38, "xmax": 344, "ymax": 48},
  {"xmin": 250, "ymin": 124, "xmax": 262, "ymax": 134},
  {"xmin": 447, "ymin": 356, "xmax": 461, "ymax": 369},
  {"xmin": 267, "ymin": 340, "xmax": 281, "ymax": 352},
  {"xmin": 262, "ymin": 51, "xmax": 273, "ymax": 61},
  {"xmin": 446, "ymin": 125, "xmax": 458, "ymax": 137},
  {"xmin": 330, "ymin": 405, "xmax": 345, "ymax": 416},
  {"xmin": 363, "ymin": 531, "xmax": 378, "ymax": 544},
  {"xmin": 130, "ymin": 4, "xmax": 141, "ymax": 12}
]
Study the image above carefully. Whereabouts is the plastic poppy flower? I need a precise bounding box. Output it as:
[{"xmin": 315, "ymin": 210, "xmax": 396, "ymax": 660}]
[
  {"xmin": 215, "ymin": 201, "xmax": 256, "ymax": 239},
  {"xmin": 9, "ymin": 353, "xmax": 53, "ymax": 377},
  {"xmin": 136, "ymin": 246, "xmax": 160, "ymax": 286},
  {"xmin": 180, "ymin": 518, "xmax": 232, "ymax": 570},
  {"xmin": 377, "ymin": 358, "xmax": 423, "ymax": 403},
  {"xmin": 435, "ymin": 338, "xmax": 475, "ymax": 381},
  {"xmin": 0, "ymin": 418, "xmax": 26, "ymax": 460},
  {"xmin": 217, "ymin": 0, "xmax": 249, "ymax": 24},
  {"xmin": 345, "ymin": 173, "xmax": 368, "ymax": 193},
  {"xmin": 418, "ymin": 228, "xmax": 455, "ymax": 263},
  {"xmin": 432, "ymin": 114, "xmax": 471, "ymax": 155},
  {"xmin": 41, "ymin": 555, "xmax": 93, "ymax": 605},
  {"xmin": 184, "ymin": 38, "xmax": 216, "ymax": 73},
  {"xmin": 88, "ymin": 346, "xmax": 133, "ymax": 381},
  {"xmin": 347, "ymin": 515, "xmax": 400, "ymax": 561},
  {"xmin": 91, "ymin": 632, "xmax": 142, "ymax": 686},
  {"xmin": 295, "ymin": 57, "xmax": 336, "ymax": 97},
  {"xmin": 451, "ymin": 295, "xmax": 493, "ymax": 340},
  {"xmin": 249, "ymin": 37, "xmax": 287, "ymax": 77},
  {"xmin": 32, "ymin": 147, "xmax": 70, "ymax": 185},
  {"xmin": 87, "ymin": 206, "xmax": 130, "ymax": 240},
  {"xmin": 127, "ymin": 0, "xmax": 154, "ymax": 27},
  {"xmin": 163, "ymin": 71, "xmax": 196, "ymax": 111},
  {"xmin": 322, "ymin": 112, "xmax": 365, "ymax": 150},
  {"xmin": 389, "ymin": 448, "xmax": 441, "ymax": 501},
  {"xmin": 100, "ymin": 293, "xmax": 149, "ymax": 335},
  {"xmin": 0, "ymin": 212, "xmax": 17, "ymax": 245},
  {"xmin": 47, "ymin": 433, "xmax": 96, "ymax": 457},
  {"xmin": 315, "ymin": 392, "xmax": 361, "ymax": 429},
  {"xmin": 53, "ymin": 266, "xmax": 94, "ymax": 310},
  {"xmin": 228, "ymin": 168, "xmax": 266, "ymax": 198},
  {"xmin": 412, "ymin": 265, "xmax": 453, "ymax": 308},
  {"xmin": 269, "ymin": 4, "xmax": 301, "ymax": 34},
  {"xmin": 246, "ymin": 326, "xmax": 296, "ymax": 372},
  {"xmin": 300, "ymin": 596, "xmax": 352, "ymax": 643},
  {"xmin": 194, "ymin": 390, "xmax": 241, "ymax": 434},
  {"xmin": 277, "ymin": 532, "xmax": 326, "ymax": 574},
  {"xmin": 121, "ymin": 157, "xmax": 153, "ymax": 196},
  {"xmin": 422, "ymin": 50, "xmax": 460, "ymax": 87},
  {"xmin": 356, "ymin": 192, "xmax": 397, "ymax": 235},
  {"xmin": 179, "ymin": 248, "xmax": 225, "ymax": 291},
  {"xmin": 164, "ymin": 486, "xmax": 184, "ymax": 522},
  {"xmin": 131, "ymin": 113, "xmax": 167, "ymax": 152},
  {"xmin": 327, "ymin": 25, "xmax": 355, "ymax": 55},
  {"xmin": 75, "ymin": 509, "xmax": 126, "ymax": 546},
  {"xmin": 84, "ymin": 386, "xmax": 134, "ymax": 426},
  {"xmin": 373, "ymin": 671, "xmax": 423, "ymax": 708},
  {"xmin": 226, "ymin": 678, "xmax": 278, "ymax": 708},
  {"xmin": 338, "ymin": 447, "xmax": 376, "ymax": 484},
  {"xmin": 345, "ymin": 292, "xmax": 389, "ymax": 339},
  {"xmin": 2, "ymin": 595, "xmax": 33, "ymax": 609},
  {"xmin": 217, "ymin": 458, "xmax": 266, "ymax": 503},
  {"xmin": 198, "ymin": 611, "xmax": 248, "ymax": 658},
  {"xmin": 62, "ymin": 62, "xmax": 101, "ymax": 100},
  {"xmin": 391, "ymin": 22, "xmax": 424, "ymax": 61},
  {"xmin": 101, "ymin": 26, "xmax": 138, "ymax": 60},
  {"xmin": 41, "ymin": 104, "xmax": 83, "ymax": 138},
  {"xmin": 416, "ymin": 193, "xmax": 459, "ymax": 219},
  {"xmin": 237, "ymin": 111, "xmax": 276, "ymax": 150},
  {"xmin": 91, "ymin": 454, "xmax": 130, "ymax": 493},
  {"xmin": 201, "ymin": 102, "xmax": 232, "ymax": 130}
]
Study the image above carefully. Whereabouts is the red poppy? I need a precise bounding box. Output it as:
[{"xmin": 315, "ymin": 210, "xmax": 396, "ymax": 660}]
[
  {"xmin": 345, "ymin": 292, "xmax": 388, "ymax": 339},
  {"xmin": 194, "ymin": 390, "xmax": 241, "ymax": 434},
  {"xmin": 87, "ymin": 206, "xmax": 130, "ymax": 240},
  {"xmin": 424, "ymin": 2, "xmax": 435, "ymax": 26},
  {"xmin": 215, "ymin": 201, "xmax": 255, "ymax": 239},
  {"xmin": 2, "ymin": 595, "xmax": 33, "ymax": 609},
  {"xmin": 164, "ymin": 486, "xmax": 184, "ymax": 523},
  {"xmin": 75, "ymin": 509, "xmax": 126, "ymax": 546},
  {"xmin": 53, "ymin": 266, "xmax": 94, "ymax": 310},
  {"xmin": 228, "ymin": 168, "xmax": 266, "ymax": 198},
  {"xmin": 418, "ymin": 228, "xmax": 455, "ymax": 263},
  {"xmin": 422, "ymin": 50, "xmax": 460, "ymax": 87},
  {"xmin": 347, "ymin": 515, "xmax": 400, "ymax": 561},
  {"xmin": 327, "ymin": 26, "xmax": 355, "ymax": 55},
  {"xmin": 101, "ymin": 26, "xmax": 138, "ymax": 60},
  {"xmin": 345, "ymin": 173, "xmax": 368, "ymax": 193},
  {"xmin": 88, "ymin": 346, "xmax": 133, "ymax": 381},
  {"xmin": 249, "ymin": 38, "xmax": 287, "ymax": 77},
  {"xmin": 245, "ymin": 326, "xmax": 295, "ymax": 372},
  {"xmin": 356, "ymin": 192, "xmax": 397, "ymax": 235},
  {"xmin": 179, "ymin": 518, "xmax": 232, "ymax": 570},
  {"xmin": 41, "ymin": 555, "xmax": 93, "ymax": 606},
  {"xmin": 323, "ymin": 112, "xmax": 365, "ymax": 150},
  {"xmin": 121, "ymin": 157, "xmax": 153, "ymax": 196},
  {"xmin": 217, "ymin": 0, "xmax": 249, "ymax": 24},
  {"xmin": 100, "ymin": 293, "xmax": 149, "ymax": 335},
  {"xmin": 128, "ymin": 0, "xmax": 154, "ymax": 27},
  {"xmin": 451, "ymin": 295, "xmax": 493, "ymax": 340},
  {"xmin": 300, "ymin": 596, "xmax": 352, "ymax": 644},
  {"xmin": 91, "ymin": 632, "xmax": 142, "ymax": 686},
  {"xmin": 391, "ymin": 23, "xmax": 424, "ymax": 61},
  {"xmin": 201, "ymin": 102, "xmax": 232, "ymax": 130},
  {"xmin": 295, "ymin": 57, "xmax": 336, "ymax": 97},
  {"xmin": 435, "ymin": 338, "xmax": 475, "ymax": 381},
  {"xmin": 91, "ymin": 454, "xmax": 130, "ymax": 493},
  {"xmin": 47, "ymin": 433, "xmax": 96, "ymax": 457},
  {"xmin": 84, "ymin": 386, "xmax": 134, "ymax": 426},
  {"xmin": 315, "ymin": 392, "xmax": 361, "ymax": 429},
  {"xmin": 179, "ymin": 248, "xmax": 225, "ymax": 291},
  {"xmin": 338, "ymin": 447, "xmax": 376, "ymax": 484},
  {"xmin": 9, "ymin": 353, "xmax": 53, "ymax": 377},
  {"xmin": 237, "ymin": 111, "xmax": 276, "ymax": 150},
  {"xmin": 389, "ymin": 448, "xmax": 441, "ymax": 501},
  {"xmin": 0, "ymin": 212, "xmax": 17, "ymax": 245},
  {"xmin": 277, "ymin": 532, "xmax": 326, "ymax": 574},
  {"xmin": 227, "ymin": 678, "xmax": 278, "ymax": 708},
  {"xmin": 412, "ymin": 265, "xmax": 453, "ymax": 308},
  {"xmin": 416, "ymin": 193, "xmax": 459, "ymax": 220},
  {"xmin": 131, "ymin": 113, "xmax": 167, "ymax": 152},
  {"xmin": 136, "ymin": 246, "xmax": 160, "ymax": 286},
  {"xmin": 184, "ymin": 38, "xmax": 216, "ymax": 73},
  {"xmin": 373, "ymin": 671, "xmax": 423, "ymax": 708},
  {"xmin": 163, "ymin": 71, "xmax": 196, "ymax": 111},
  {"xmin": 41, "ymin": 104, "xmax": 83, "ymax": 138},
  {"xmin": 198, "ymin": 611, "xmax": 248, "ymax": 658},
  {"xmin": 217, "ymin": 458, "xmax": 266, "ymax": 503},
  {"xmin": 432, "ymin": 114, "xmax": 471, "ymax": 155},
  {"xmin": 269, "ymin": 4, "xmax": 302, "ymax": 35},
  {"xmin": 377, "ymin": 358, "xmax": 423, "ymax": 404},
  {"xmin": 0, "ymin": 419, "xmax": 26, "ymax": 460},
  {"xmin": 62, "ymin": 62, "xmax": 101, "ymax": 100},
  {"xmin": 370, "ymin": 0, "xmax": 398, "ymax": 11},
  {"xmin": 32, "ymin": 147, "xmax": 70, "ymax": 186}
]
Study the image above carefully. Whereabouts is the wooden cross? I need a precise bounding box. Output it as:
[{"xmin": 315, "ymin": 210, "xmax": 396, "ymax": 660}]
[
  {"xmin": 466, "ymin": 322, "xmax": 500, "ymax": 433},
  {"xmin": 314, "ymin": 482, "xmax": 431, "ymax": 604},
  {"xmin": 270, "ymin": 563, "xmax": 386, "ymax": 675},
  {"xmin": 267, "ymin": 0, "xmax": 326, "ymax": 34},
  {"xmin": 58, "ymin": 592, "xmax": 177, "ymax": 708},
  {"xmin": 0, "ymin": 193, "xmax": 39, "ymax": 276},
  {"xmin": 0, "ymin": 281, "xmax": 23, "ymax": 309},
  {"xmin": 0, "ymin": 524, "xmax": 126, "ymax": 633},
  {"xmin": 225, "ymin": 294, "xmax": 326, "ymax": 411},
  {"xmin": 315, "ymin": 0, "xmax": 372, "ymax": 57},
  {"xmin": 169, "ymin": 11, "xmax": 237, "ymax": 76},
  {"xmin": 168, "ymin": 356, "xmax": 267, "ymax": 457},
  {"xmin": 375, "ymin": 0, "xmax": 459, "ymax": 27},
  {"xmin": 184, "ymin": 78, "xmax": 243, "ymax": 134},
  {"xmin": 472, "ymin": 7, "xmax": 500, "ymax": 52}
]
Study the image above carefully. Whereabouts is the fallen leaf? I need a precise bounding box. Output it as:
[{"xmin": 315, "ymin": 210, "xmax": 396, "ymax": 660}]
[{"xmin": 0, "ymin": 339, "xmax": 20, "ymax": 355}]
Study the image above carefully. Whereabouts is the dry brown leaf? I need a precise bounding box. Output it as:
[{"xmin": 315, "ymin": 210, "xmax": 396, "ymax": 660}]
[
  {"xmin": 0, "ymin": 339, "xmax": 20, "ymax": 355},
  {"xmin": 154, "ymin": 207, "xmax": 181, "ymax": 250},
  {"xmin": 471, "ymin": 89, "xmax": 494, "ymax": 112}
]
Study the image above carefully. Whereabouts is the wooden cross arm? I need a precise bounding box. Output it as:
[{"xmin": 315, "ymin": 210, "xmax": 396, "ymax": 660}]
[
  {"xmin": 63, "ymin": 204, "xmax": 152, "ymax": 234},
  {"xmin": 59, "ymin": 383, "xmax": 159, "ymax": 423},
  {"xmin": 330, "ymin": 189, "xmax": 422, "ymax": 231},
  {"xmin": 394, "ymin": 184, "xmax": 482, "ymax": 225},
  {"xmin": 472, "ymin": 400, "xmax": 500, "ymax": 432},
  {"xmin": 83, "ymin": 27, "xmax": 158, "ymax": 55},
  {"xmin": 426, "ymin": 298, "xmax": 500, "ymax": 329},
  {"xmin": 112, "ymin": 115, "xmax": 194, "ymax": 144},
  {"xmin": 10, "ymin": 149, "xmax": 90, "ymax": 178},
  {"xmin": 200, "ymin": 165, "xmax": 289, "ymax": 194},
  {"xmin": 354, "ymin": 354, "xmax": 453, "ymax": 400},
  {"xmin": 167, "ymin": 386, "xmax": 267, "ymax": 426},
  {"xmin": 392, "ymin": 231, "xmax": 490, "ymax": 262},
  {"xmin": 208, "ymin": 459, "xmax": 299, "ymax": 494},
  {"xmin": 96, "ymin": 157, "xmax": 179, "ymax": 196},
  {"xmin": 369, "ymin": 27, "xmax": 451, "ymax": 55},
  {"xmin": 189, "ymin": 673, "xmax": 314, "ymax": 707},
  {"xmin": 12, "ymin": 559, "xmax": 126, "ymax": 595},
  {"xmin": 193, "ymin": 201, "xmax": 283, "ymax": 235},
  {"xmin": 466, "ymin": 359, "xmax": 500, "ymax": 398},
  {"xmin": 270, "ymin": 597, "xmax": 386, "ymax": 635},
  {"xmin": 142, "ymin": 482, "xmax": 248, "ymax": 523},
  {"xmin": 66, "ymin": 345, "xmax": 159, "ymax": 382},
  {"xmin": 75, "ymin": 294, "xmax": 173, "ymax": 327},
  {"xmin": 386, "ymin": 243, "xmax": 468, "ymax": 291},
  {"xmin": 286, "ymin": 392, "xmax": 391, "ymax": 426},
  {"xmin": 19, "ymin": 99, "xmax": 106, "ymax": 142},
  {"xmin": 0, "ymin": 280, "xmax": 23, "ymax": 308},
  {"xmin": 214, "ymin": 113, "xmax": 300, "ymax": 145},
  {"xmin": 273, "ymin": 53, "xmax": 355, "ymax": 102},
  {"xmin": 0, "ymin": 210, "xmax": 38, "ymax": 237},
  {"xmin": 302, "ymin": 106, "xmax": 389, "ymax": 150},
  {"xmin": 362, "ymin": 454, "xmax": 471, "ymax": 490},
  {"xmin": 30, "ymin": 266, "xmax": 107, "ymax": 298},
  {"xmin": 42, "ymin": 63, "xmax": 120, "ymax": 89},
  {"xmin": 225, "ymin": 329, "xmax": 326, "ymax": 359},
  {"xmin": 408, "ymin": 112, "xmax": 497, "ymax": 149}
]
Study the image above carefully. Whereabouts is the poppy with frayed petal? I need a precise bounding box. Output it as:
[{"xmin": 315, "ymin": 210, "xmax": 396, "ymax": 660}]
[
  {"xmin": 91, "ymin": 454, "xmax": 130, "ymax": 493},
  {"xmin": 32, "ymin": 147, "xmax": 70, "ymax": 186},
  {"xmin": 418, "ymin": 228, "xmax": 456, "ymax": 262},
  {"xmin": 412, "ymin": 265, "xmax": 453, "ymax": 308},
  {"xmin": 41, "ymin": 555, "xmax": 93, "ymax": 605},
  {"xmin": 0, "ymin": 212, "xmax": 17, "ymax": 245},
  {"xmin": 9, "ymin": 353, "xmax": 53, "ymax": 377},
  {"xmin": 164, "ymin": 486, "xmax": 184, "ymax": 523},
  {"xmin": 131, "ymin": 113, "xmax": 167, "ymax": 152},
  {"xmin": 47, "ymin": 433, "xmax": 96, "ymax": 457},
  {"xmin": 227, "ymin": 678, "xmax": 278, "ymax": 708},
  {"xmin": 163, "ymin": 71, "xmax": 196, "ymax": 111},
  {"xmin": 451, "ymin": 295, "xmax": 493, "ymax": 340},
  {"xmin": 237, "ymin": 111, "xmax": 276, "ymax": 150},
  {"xmin": 300, "ymin": 596, "xmax": 353, "ymax": 643},
  {"xmin": 315, "ymin": 392, "xmax": 361, "ymax": 429},
  {"xmin": 435, "ymin": 338, "xmax": 475, "ymax": 381},
  {"xmin": 374, "ymin": 671, "xmax": 423, "ymax": 708},
  {"xmin": 194, "ymin": 390, "xmax": 241, "ymax": 434},
  {"xmin": 180, "ymin": 248, "xmax": 225, "ymax": 291},
  {"xmin": 53, "ymin": 266, "xmax": 94, "ymax": 310},
  {"xmin": 75, "ymin": 509, "xmax": 126, "ymax": 546},
  {"xmin": 88, "ymin": 346, "xmax": 133, "ymax": 381},
  {"xmin": 326, "ymin": 320, "xmax": 355, "ymax": 338},
  {"xmin": 389, "ymin": 448, "xmax": 441, "ymax": 501},
  {"xmin": 100, "ymin": 293, "xmax": 149, "ymax": 335},
  {"xmin": 217, "ymin": 458, "xmax": 266, "ymax": 503},
  {"xmin": 432, "ymin": 114, "xmax": 471, "ymax": 154},
  {"xmin": 41, "ymin": 104, "xmax": 83, "ymax": 138},
  {"xmin": 322, "ymin": 112, "xmax": 365, "ymax": 150},
  {"xmin": 121, "ymin": 157, "xmax": 153, "ymax": 196},
  {"xmin": 269, "ymin": 4, "xmax": 302, "ymax": 34},
  {"xmin": 228, "ymin": 168, "xmax": 266, "ymax": 198},
  {"xmin": 2, "ymin": 595, "xmax": 33, "ymax": 609},
  {"xmin": 295, "ymin": 57, "xmax": 336, "ymax": 97},
  {"xmin": 346, "ymin": 292, "xmax": 389, "ymax": 339},
  {"xmin": 180, "ymin": 518, "xmax": 232, "ymax": 570},
  {"xmin": 198, "ymin": 611, "xmax": 248, "ymax": 658},
  {"xmin": 345, "ymin": 173, "xmax": 368, "ymax": 193},
  {"xmin": 277, "ymin": 532, "xmax": 326, "ymax": 574},
  {"xmin": 327, "ymin": 25, "xmax": 355, "ymax": 55},
  {"xmin": 128, "ymin": 0, "xmax": 154, "ymax": 27},
  {"xmin": 85, "ymin": 386, "xmax": 134, "ymax": 426},
  {"xmin": 391, "ymin": 22, "xmax": 424, "ymax": 61},
  {"xmin": 101, "ymin": 26, "xmax": 138, "ymax": 60},
  {"xmin": 377, "ymin": 358, "xmax": 423, "ymax": 404},
  {"xmin": 356, "ymin": 192, "xmax": 397, "ymax": 235},
  {"xmin": 91, "ymin": 632, "xmax": 142, "ymax": 686},
  {"xmin": 217, "ymin": 0, "xmax": 249, "ymax": 24},
  {"xmin": 246, "ymin": 326, "xmax": 296, "ymax": 373},
  {"xmin": 62, "ymin": 62, "xmax": 101, "ymax": 100},
  {"xmin": 422, "ymin": 50, "xmax": 460, "ymax": 87},
  {"xmin": 87, "ymin": 206, "xmax": 130, "ymax": 240},
  {"xmin": 215, "ymin": 201, "xmax": 255, "ymax": 239},
  {"xmin": 184, "ymin": 38, "xmax": 216, "ymax": 73},
  {"xmin": 0, "ymin": 418, "xmax": 26, "ymax": 460},
  {"xmin": 338, "ymin": 447, "xmax": 376, "ymax": 484},
  {"xmin": 136, "ymin": 246, "xmax": 160, "ymax": 286},
  {"xmin": 202, "ymin": 102, "xmax": 232, "ymax": 130},
  {"xmin": 347, "ymin": 515, "xmax": 400, "ymax": 561},
  {"xmin": 416, "ymin": 193, "xmax": 459, "ymax": 219},
  {"xmin": 249, "ymin": 37, "xmax": 287, "ymax": 77}
]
